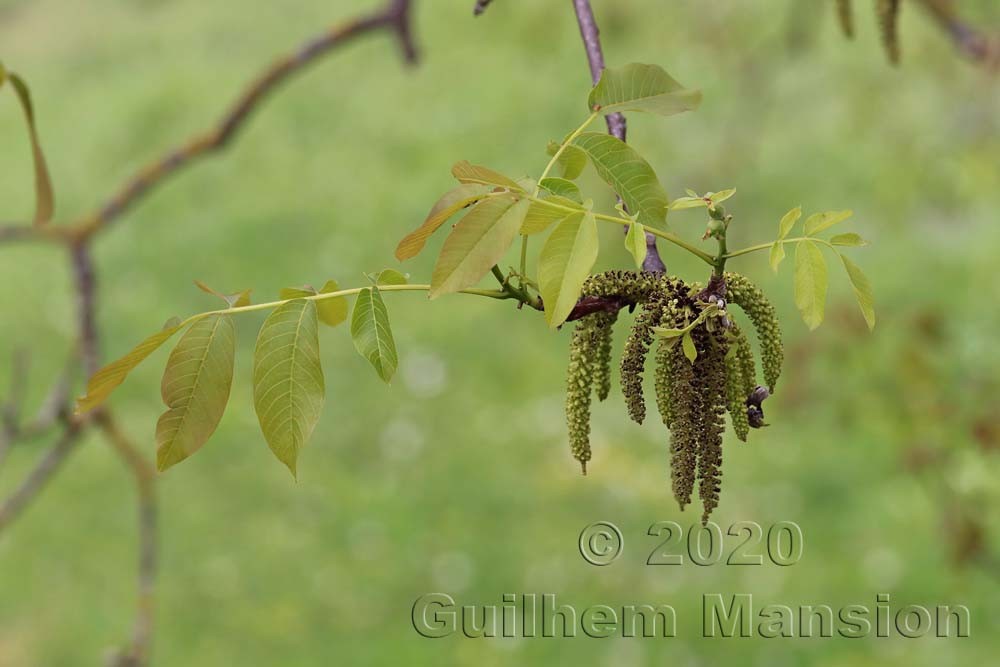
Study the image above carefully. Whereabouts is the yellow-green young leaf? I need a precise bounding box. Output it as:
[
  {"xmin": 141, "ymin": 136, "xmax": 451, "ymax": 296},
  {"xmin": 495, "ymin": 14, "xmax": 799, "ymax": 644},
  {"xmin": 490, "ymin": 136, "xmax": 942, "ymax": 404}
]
[
  {"xmin": 652, "ymin": 326, "xmax": 685, "ymax": 339},
  {"xmin": 669, "ymin": 196, "xmax": 708, "ymax": 211},
  {"xmin": 539, "ymin": 177, "xmax": 582, "ymax": 203},
  {"xmin": 769, "ymin": 241, "xmax": 785, "ymax": 273},
  {"xmin": 156, "ymin": 314, "xmax": 236, "ymax": 472},
  {"xmin": 682, "ymin": 332, "xmax": 698, "ymax": 363},
  {"xmin": 279, "ymin": 285, "xmax": 315, "ymax": 300},
  {"xmin": 317, "ymin": 280, "xmax": 348, "ymax": 327},
  {"xmin": 709, "ymin": 188, "xmax": 736, "ymax": 204},
  {"xmin": 778, "ymin": 206, "xmax": 802, "ymax": 240},
  {"xmin": 545, "ymin": 141, "xmax": 587, "ymax": 180},
  {"xmin": 839, "ymin": 253, "xmax": 876, "ymax": 331},
  {"xmin": 279, "ymin": 283, "xmax": 348, "ymax": 327},
  {"xmin": 521, "ymin": 195, "xmax": 583, "ymax": 235},
  {"xmin": 6, "ymin": 73, "xmax": 54, "ymax": 225},
  {"xmin": 538, "ymin": 211, "xmax": 599, "ymax": 328},
  {"xmin": 351, "ymin": 287, "xmax": 398, "ymax": 383},
  {"xmin": 371, "ymin": 269, "xmax": 408, "ymax": 286},
  {"xmin": 395, "ymin": 183, "xmax": 491, "ymax": 261},
  {"xmin": 76, "ymin": 318, "xmax": 188, "ymax": 413},
  {"xmin": 625, "ymin": 221, "xmax": 647, "ymax": 269},
  {"xmin": 195, "ymin": 280, "xmax": 251, "ymax": 308},
  {"xmin": 804, "ymin": 210, "xmax": 853, "ymax": 236},
  {"xmin": 429, "ymin": 195, "xmax": 529, "ymax": 299},
  {"xmin": 572, "ymin": 132, "xmax": 669, "ymax": 229},
  {"xmin": 252, "ymin": 300, "xmax": 324, "ymax": 477},
  {"xmin": 793, "ymin": 240, "xmax": 829, "ymax": 330},
  {"xmin": 450, "ymin": 160, "xmax": 523, "ymax": 191},
  {"xmin": 588, "ymin": 63, "xmax": 702, "ymax": 117},
  {"xmin": 830, "ymin": 233, "xmax": 868, "ymax": 247}
]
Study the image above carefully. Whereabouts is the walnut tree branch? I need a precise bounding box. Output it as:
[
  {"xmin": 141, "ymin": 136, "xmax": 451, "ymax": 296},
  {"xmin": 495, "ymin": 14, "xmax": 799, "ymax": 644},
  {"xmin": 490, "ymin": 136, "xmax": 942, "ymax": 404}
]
[
  {"xmin": 570, "ymin": 0, "xmax": 667, "ymax": 273},
  {"xmin": 65, "ymin": 0, "xmax": 417, "ymax": 241}
]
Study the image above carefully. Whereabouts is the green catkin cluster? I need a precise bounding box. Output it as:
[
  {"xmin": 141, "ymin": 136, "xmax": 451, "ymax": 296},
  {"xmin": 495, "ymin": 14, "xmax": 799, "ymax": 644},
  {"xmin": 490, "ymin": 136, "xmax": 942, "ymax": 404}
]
[
  {"xmin": 566, "ymin": 316, "xmax": 599, "ymax": 473},
  {"xmin": 564, "ymin": 270, "xmax": 781, "ymax": 521},
  {"xmin": 724, "ymin": 272, "xmax": 783, "ymax": 392},
  {"xmin": 836, "ymin": 0, "xmax": 854, "ymax": 39},
  {"xmin": 620, "ymin": 299, "xmax": 664, "ymax": 424},
  {"xmin": 876, "ymin": 0, "xmax": 901, "ymax": 64}
]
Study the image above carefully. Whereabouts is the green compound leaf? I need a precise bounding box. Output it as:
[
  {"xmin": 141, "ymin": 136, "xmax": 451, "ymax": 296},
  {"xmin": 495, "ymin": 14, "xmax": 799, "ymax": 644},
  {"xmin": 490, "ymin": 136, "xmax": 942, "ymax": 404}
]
[
  {"xmin": 588, "ymin": 63, "xmax": 702, "ymax": 117},
  {"xmin": 76, "ymin": 317, "xmax": 188, "ymax": 413},
  {"xmin": 682, "ymin": 332, "xmax": 698, "ymax": 363},
  {"xmin": 538, "ymin": 211, "xmax": 599, "ymax": 328},
  {"xmin": 539, "ymin": 177, "xmax": 582, "ymax": 203},
  {"xmin": 2, "ymin": 70, "xmax": 54, "ymax": 225},
  {"xmin": 804, "ymin": 209, "xmax": 852, "ymax": 236},
  {"xmin": 429, "ymin": 195, "xmax": 529, "ymax": 299},
  {"xmin": 450, "ymin": 160, "xmax": 523, "ymax": 191},
  {"xmin": 572, "ymin": 132, "xmax": 669, "ymax": 229},
  {"xmin": 624, "ymin": 221, "xmax": 647, "ymax": 269},
  {"xmin": 545, "ymin": 141, "xmax": 587, "ymax": 180},
  {"xmin": 156, "ymin": 314, "xmax": 236, "ymax": 472},
  {"xmin": 521, "ymin": 195, "xmax": 583, "ymax": 236},
  {"xmin": 793, "ymin": 240, "xmax": 829, "ymax": 330},
  {"xmin": 839, "ymin": 253, "xmax": 876, "ymax": 331},
  {"xmin": 830, "ymin": 233, "xmax": 868, "ymax": 247},
  {"xmin": 351, "ymin": 287, "xmax": 398, "ymax": 383},
  {"xmin": 395, "ymin": 183, "xmax": 491, "ymax": 261},
  {"xmin": 777, "ymin": 206, "xmax": 802, "ymax": 240},
  {"xmin": 252, "ymin": 299, "xmax": 325, "ymax": 477}
]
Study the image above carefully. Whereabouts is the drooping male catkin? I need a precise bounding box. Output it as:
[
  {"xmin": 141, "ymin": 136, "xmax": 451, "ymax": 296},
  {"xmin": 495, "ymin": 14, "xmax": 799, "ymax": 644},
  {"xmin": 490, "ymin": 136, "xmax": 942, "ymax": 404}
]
[
  {"xmin": 693, "ymin": 329, "xmax": 728, "ymax": 524},
  {"xmin": 591, "ymin": 311, "xmax": 618, "ymax": 402},
  {"xmin": 620, "ymin": 299, "xmax": 664, "ymax": 424},
  {"xmin": 876, "ymin": 0, "xmax": 901, "ymax": 64},
  {"xmin": 666, "ymin": 339, "xmax": 698, "ymax": 510},
  {"xmin": 724, "ymin": 324, "xmax": 755, "ymax": 442},
  {"xmin": 566, "ymin": 316, "xmax": 599, "ymax": 473},
  {"xmin": 724, "ymin": 272, "xmax": 783, "ymax": 393}
]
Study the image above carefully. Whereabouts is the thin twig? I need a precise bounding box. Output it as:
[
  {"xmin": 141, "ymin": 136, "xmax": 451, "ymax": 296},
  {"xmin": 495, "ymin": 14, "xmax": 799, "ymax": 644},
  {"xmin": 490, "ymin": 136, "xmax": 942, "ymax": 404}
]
[
  {"xmin": 96, "ymin": 412, "xmax": 157, "ymax": 667},
  {"xmin": 70, "ymin": 243, "xmax": 100, "ymax": 378},
  {"xmin": 0, "ymin": 421, "xmax": 84, "ymax": 532},
  {"xmin": 916, "ymin": 0, "xmax": 1000, "ymax": 69},
  {"xmin": 473, "ymin": 0, "xmax": 495, "ymax": 17},
  {"xmin": 570, "ymin": 0, "xmax": 667, "ymax": 273}
]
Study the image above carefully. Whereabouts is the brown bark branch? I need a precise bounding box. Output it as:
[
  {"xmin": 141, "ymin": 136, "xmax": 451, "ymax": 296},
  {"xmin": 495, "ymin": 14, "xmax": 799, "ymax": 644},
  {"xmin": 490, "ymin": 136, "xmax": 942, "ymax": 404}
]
[
  {"xmin": 570, "ymin": 0, "xmax": 667, "ymax": 273},
  {"xmin": 73, "ymin": 0, "xmax": 418, "ymax": 240},
  {"xmin": 916, "ymin": 0, "xmax": 1000, "ymax": 69},
  {"xmin": 96, "ymin": 412, "xmax": 157, "ymax": 667},
  {"xmin": 0, "ymin": 421, "xmax": 84, "ymax": 532}
]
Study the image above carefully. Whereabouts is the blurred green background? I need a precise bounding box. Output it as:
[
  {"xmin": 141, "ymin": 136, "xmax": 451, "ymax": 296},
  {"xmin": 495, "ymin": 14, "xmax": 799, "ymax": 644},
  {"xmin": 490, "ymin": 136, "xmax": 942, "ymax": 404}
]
[{"xmin": 1, "ymin": 0, "xmax": 999, "ymax": 665}]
